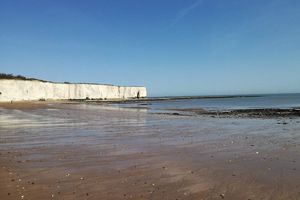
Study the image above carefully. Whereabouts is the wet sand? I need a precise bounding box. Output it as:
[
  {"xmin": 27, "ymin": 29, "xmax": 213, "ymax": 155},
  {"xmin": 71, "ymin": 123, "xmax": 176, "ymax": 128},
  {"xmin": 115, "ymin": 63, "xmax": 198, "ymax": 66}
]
[
  {"xmin": 1, "ymin": 103, "xmax": 300, "ymax": 199},
  {"xmin": 0, "ymin": 101, "xmax": 52, "ymax": 110}
]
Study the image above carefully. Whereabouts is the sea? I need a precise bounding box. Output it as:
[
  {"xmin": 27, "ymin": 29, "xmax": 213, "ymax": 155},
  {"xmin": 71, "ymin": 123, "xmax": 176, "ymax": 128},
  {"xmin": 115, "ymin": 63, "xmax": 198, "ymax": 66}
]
[{"xmin": 113, "ymin": 93, "xmax": 300, "ymax": 111}]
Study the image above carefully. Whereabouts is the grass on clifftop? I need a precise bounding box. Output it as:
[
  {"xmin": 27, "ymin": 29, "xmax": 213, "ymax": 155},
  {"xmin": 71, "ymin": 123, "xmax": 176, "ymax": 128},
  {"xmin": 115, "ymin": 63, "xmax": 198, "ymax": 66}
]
[
  {"xmin": 0, "ymin": 73, "xmax": 46, "ymax": 81},
  {"xmin": 0, "ymin": 73, "xmax": 127, "ymax": 86}
]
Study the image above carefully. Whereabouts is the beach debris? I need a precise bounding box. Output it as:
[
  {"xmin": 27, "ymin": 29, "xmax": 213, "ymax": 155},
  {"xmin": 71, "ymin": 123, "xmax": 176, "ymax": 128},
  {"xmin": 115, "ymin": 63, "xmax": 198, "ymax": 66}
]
[
  {"xmin": 220, "ymin": 193, "xmax": 225, "ymax": 198},
  {"xmin": 80, "ymin": 177, "xmax": 84, "ymax": 180},
  {"xmin": 51, "ymin": 194, "xmax": 54, "ymax": 198},
  {"xmin": 255, "ymin": 151, "xmax": 259, "ymax": 154},
  {"xmin": 65, "ymin": 173, "xmax": 70, "ymax": 177},
  {"xmin": 21, "ymin": 195, "xmax": 24, "ymax": 199}
]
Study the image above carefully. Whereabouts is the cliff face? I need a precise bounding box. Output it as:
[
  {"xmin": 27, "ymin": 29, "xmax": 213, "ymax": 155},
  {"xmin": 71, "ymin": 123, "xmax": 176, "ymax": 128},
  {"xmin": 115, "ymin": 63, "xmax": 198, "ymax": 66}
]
[{"xmin": 0, "ymin": 80, "xmax": 147, "ymax": 102}]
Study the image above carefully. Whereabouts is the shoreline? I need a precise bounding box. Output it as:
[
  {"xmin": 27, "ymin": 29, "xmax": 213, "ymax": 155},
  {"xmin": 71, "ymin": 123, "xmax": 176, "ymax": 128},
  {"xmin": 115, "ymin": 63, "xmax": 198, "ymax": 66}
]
[{"xmin": 1, "ymin": 100, "xmax": 300, "ymax": 118}]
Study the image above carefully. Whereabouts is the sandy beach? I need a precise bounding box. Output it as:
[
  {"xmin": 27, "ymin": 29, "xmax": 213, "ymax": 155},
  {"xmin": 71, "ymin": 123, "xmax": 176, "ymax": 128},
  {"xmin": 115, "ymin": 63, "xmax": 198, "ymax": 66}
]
[{"xmin": 1, "ymin": 102, "xmax": 300, "ymax": 200}]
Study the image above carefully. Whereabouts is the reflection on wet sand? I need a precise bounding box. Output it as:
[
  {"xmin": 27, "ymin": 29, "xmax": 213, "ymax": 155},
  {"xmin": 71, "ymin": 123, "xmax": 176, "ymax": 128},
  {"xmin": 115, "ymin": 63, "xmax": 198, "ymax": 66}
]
[{"xmin": 0, "ymin": 103, "xmax": 300, "ymax": 199}]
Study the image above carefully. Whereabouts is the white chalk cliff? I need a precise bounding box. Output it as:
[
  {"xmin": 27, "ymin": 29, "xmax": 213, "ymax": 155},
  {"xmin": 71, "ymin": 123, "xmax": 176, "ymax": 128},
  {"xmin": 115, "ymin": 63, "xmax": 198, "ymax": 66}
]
[{"xmin": 0, "ymin": 79, "xmax": 147, "ymax": 102}]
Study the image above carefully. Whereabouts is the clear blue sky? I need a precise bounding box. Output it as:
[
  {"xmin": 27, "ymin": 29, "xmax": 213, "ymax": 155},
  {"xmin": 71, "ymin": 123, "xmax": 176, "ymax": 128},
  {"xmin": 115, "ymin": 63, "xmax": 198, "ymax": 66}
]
[{"xmin": 1, "ymin": 0, "xmax": 299, "ymax": 96}]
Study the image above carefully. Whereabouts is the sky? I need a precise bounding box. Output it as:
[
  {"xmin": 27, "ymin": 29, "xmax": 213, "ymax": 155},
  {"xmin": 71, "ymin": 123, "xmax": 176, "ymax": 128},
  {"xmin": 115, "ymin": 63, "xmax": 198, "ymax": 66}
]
[{"xmin": 0, "ymin": 0, "xmax": 300, "ymax": 97}]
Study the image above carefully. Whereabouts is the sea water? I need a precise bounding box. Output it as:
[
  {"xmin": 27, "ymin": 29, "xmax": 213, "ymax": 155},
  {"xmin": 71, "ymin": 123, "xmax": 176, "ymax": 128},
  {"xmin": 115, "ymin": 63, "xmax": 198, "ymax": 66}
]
[{"xmin": 115, "ymin": 93, "xmax": 300, "ymax": 111}]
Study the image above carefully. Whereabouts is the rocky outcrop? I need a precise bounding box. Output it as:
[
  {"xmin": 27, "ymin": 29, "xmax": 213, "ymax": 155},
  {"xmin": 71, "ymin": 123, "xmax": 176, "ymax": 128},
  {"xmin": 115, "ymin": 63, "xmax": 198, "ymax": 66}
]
[{"xmin": 0, "ymin": 80, "xmax": 147, "ymax": 102}]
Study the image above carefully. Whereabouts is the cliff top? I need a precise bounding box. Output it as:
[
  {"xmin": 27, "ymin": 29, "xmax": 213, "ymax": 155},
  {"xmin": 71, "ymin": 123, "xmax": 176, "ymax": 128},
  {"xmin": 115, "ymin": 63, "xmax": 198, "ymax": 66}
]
[
  {"xmin": 0, "ymin": 73, "xmax": 144, "ymax": 87},
  {"xmin": 0, "ymin": 73, "xmax": 46, "ymax": 82}
]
